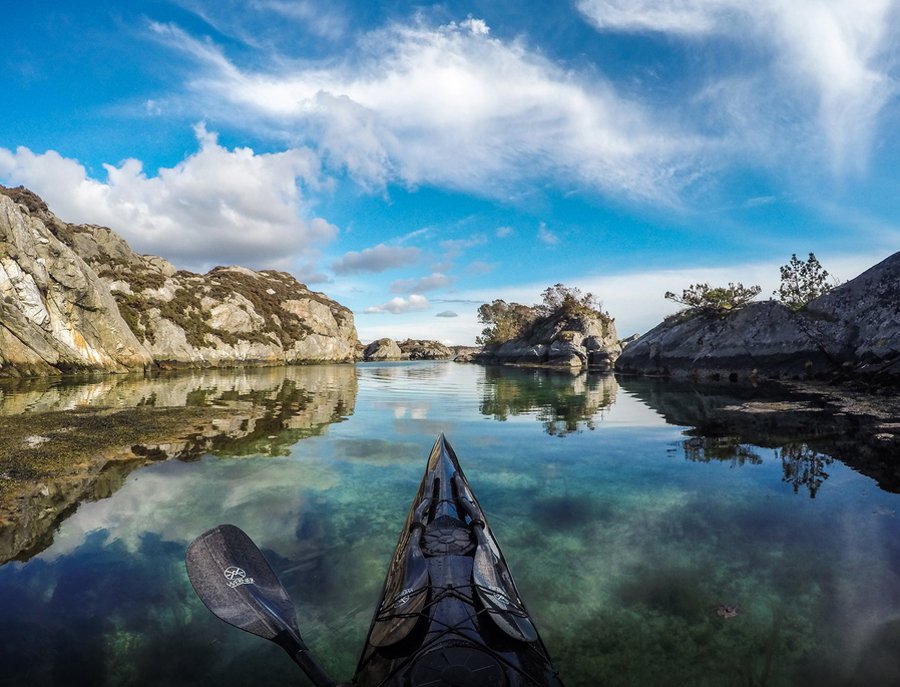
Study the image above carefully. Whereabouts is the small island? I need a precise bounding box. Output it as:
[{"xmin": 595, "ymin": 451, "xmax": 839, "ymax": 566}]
[{"xmin": 616, "ymin": 252, "xmax": 900, "ymax": 390}]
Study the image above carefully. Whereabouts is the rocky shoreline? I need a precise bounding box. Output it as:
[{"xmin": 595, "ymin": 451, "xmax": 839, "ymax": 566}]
[
  {"xmin": 618, "ymin": 375, "xmax": 900, "ymax": 493},
  {"xmin": 616, "ymin": 252, "xmax": 900, "ymax": 389},
  {"xmin": 0, "ymin": 365, "xmax": 357, "ymax": 563},
  {"xmin": 0, "ymin": 186, "xmax": 357, "ymax": 377}
]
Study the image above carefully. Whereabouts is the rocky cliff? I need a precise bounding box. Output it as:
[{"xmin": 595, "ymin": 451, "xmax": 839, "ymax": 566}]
[
  {"xmin": 0, "ymin": 186, "xmax": 358, "ymax": 375},
  {"xmin": 0, "ymin": 189, "xmax": 154, "ymax": 376},
  {"xmin": 616, "ymin": 252, "xmax": 900, "ymax": 386},
  {"xmin": 477, "ymin": 309, "xmax": 620, "ymax": 370}
]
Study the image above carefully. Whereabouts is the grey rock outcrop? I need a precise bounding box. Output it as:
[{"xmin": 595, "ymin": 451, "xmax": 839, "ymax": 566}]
[
  {"xmin": 364, "ymin": 338, "xmax": 403, "ymax": 360},
  {"xmin": 451, "ymin": 346, "xmax": 481, "ymax": 362},
  {"xmin": 0, "ymin": 186, "xmax": 358, "ymax": 374},
  {"xmin": 398, "ymin": 339, "xmax": 453, "ymax": 360},
  {"xmin": 478, "ymin": 310, "xmax": 620, "ymax": 370},
  {"xmin": 0, "ymin": 190, "xmax": 154, "ymax": 376},
  {"xmin": 616, "ymin": 252, "xmax": 900, "ymax": 385}
]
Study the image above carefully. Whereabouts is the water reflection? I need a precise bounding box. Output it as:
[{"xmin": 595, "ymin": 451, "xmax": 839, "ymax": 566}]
[
  {"xmin": 0, "ymin": 365, "xmax": 357, "ymax": 563},
  {"xmin": 480, "ymin": 367, "xmax": 616, "ymax": 436},
  {"xmin": 1, "ymin": 365, "xmax": 900, "ymax": 687},
  {"xmin": 778, "ymin": 443, "xmax": 833, "ymax": 498},
  {"xmin": 619, "ymin": 377, "xmax": 900, "ymax": 494}
]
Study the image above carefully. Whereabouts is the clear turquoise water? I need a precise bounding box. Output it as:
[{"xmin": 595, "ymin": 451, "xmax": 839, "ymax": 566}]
[{"xmin": 2, "ymin": 362, "xmax": 899, "ymax": 686}]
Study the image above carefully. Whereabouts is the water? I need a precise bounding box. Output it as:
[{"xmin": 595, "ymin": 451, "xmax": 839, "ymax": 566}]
[{"xmin": 1, "ymin": 362, "xmax": 899, "ymax": 686}]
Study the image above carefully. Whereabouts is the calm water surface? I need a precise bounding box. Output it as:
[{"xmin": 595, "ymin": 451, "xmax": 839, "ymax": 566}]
[{"xmin": 1, "ymin": 362, "xmax": 899, "ymax": 687}]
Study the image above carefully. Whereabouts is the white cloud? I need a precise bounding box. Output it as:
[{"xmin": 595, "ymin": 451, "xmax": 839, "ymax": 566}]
[
  {"xmin": 537, "ymin": 222, "xmax": 560, "ymax": 245},
  {"xmin": 364, "ymin": 293, "xmax": 430, "ymax": 314},
  {"xmin": 255, "ymin": 0, "xmax": 347, "ymax": 40},
  {"xmin": 389, "ymin": 272, "xmax": 453, "ymax": 293},
  {"xmin": 576, "ymin": 0, "xmax": 737, "ymax": 34},
  {"xmin": 0, "ymin": 124, "xmax": 335, "ymax": 270},
  {"xmin": 152, "ymin": 16, "xmax": 700, "ymax": 203},
  {"xmin": 577, "ymin": 0, "xmax": 898, "ymax": 175},
  {"xmin": 436, "ymin": 310, "xmax": 458, "ymax": 318},
  {"xmin": 496, "ymin": 226, "xmax": 513, "ymax": 238},
  {"xmin": 331, "ymin": 243, "xmax": 421, "ymax": 274}
]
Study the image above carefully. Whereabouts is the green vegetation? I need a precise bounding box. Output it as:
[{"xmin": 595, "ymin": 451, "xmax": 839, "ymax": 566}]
[
  {"xmin": 476, "ymin": 300, "xmax": 538, "ymax": 346},
  {"xmin": 476, "ymin": 283, "xmax": 611, "ymax": 346},
  {"xmin": 107, "ymin": 266, "xmax": 341, "ymax": 350},
  {"xmin": 666, "ymin": 253, "xmax": 836, "ymax": 320},
  {"xmin": 480, "ymin": 365, "xmax": 615, "ymax": 436},
  {"xmin": 774, "ymin": 253, "xmax": 834, "ymax": 310},
  {"xmin": 664, "ymin": 282, "xmax": 761, "ymax": 316}
]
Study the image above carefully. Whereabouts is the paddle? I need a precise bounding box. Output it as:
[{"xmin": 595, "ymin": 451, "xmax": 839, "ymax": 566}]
[
  {"xmin": 454, "ymin": 476, "xmax": 538, "ymax": 643},
  {"xmin": 368, "ymin": 496, "xmax": 431, "ymax": 647},
  {"xmin": 185, "ymin": 524, "xmax": 341, "ymax": 687}
]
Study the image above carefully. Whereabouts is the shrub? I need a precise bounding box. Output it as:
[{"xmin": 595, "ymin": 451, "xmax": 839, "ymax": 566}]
[
  {"xmin": 664, "ymin": 282, "xmax": 761, "ymax": 316},
  {"xmin": 476, "ymin": 300, "xmax": 537, "ymax": 346},
  {"xmin": 476, "ymin": 284, "xmax": 611, "ymax": 347},
  {"xmin": 774, "ymin": 253, "xmax": 834, "ymax": 311}
]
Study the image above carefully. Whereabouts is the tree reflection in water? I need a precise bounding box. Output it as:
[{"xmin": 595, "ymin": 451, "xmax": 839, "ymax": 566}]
[
  {"xmin": 682, "ymin": 435, "xmax": 834, "ymax": 497},
  {"xmin": 480, "ymin": 367, "xmax": 616, "ymax": 436},
  {"xmin": 682, "ymin": 436, "xmax": 763, "ymax": 467},
  {"xmin": 778, "ymin": 443, "xmax": 833, "ymax": 498}
]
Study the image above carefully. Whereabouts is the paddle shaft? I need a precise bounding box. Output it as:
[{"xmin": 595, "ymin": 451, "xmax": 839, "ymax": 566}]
[{"xmin": 274, "ymin": 629, "xmax": 343, "ymax": 687}]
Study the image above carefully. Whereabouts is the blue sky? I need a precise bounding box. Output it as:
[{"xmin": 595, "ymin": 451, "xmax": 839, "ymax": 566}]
[{"xmin": 2, "ymin": 1, "xmax": 898, "ymax": 344}]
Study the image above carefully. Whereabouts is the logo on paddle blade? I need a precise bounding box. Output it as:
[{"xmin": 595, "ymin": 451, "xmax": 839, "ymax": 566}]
[
  {"xmin": 223, "ymin": 565, "xmax": 255, "ymax": 588},
  {"xmin": 394, "ymin": 587, "xmax": 414, "ymax": 607}
]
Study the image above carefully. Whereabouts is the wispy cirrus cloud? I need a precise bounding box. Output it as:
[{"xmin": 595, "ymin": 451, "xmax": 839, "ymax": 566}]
[
  {"xmin": 465, "ymin": 260, "xmax": 496, "ymax": 275},
  {"xmin": 148, "ymin": 16, "xmax": 700, "ymax": 204},
  {"xmin": 577, "ymin": 0, "xmax": 899, "ymax": 175},
  {"xmin": 0, "ymin": 124, "xmax": 335, "ymax": 271},
  {"xmin": 537, "ymin": 223, "xmax": 560, "ymax": 245},
  {"xmin": 331, "ymin": 243, "xmax": 421, "ymax": 274}
]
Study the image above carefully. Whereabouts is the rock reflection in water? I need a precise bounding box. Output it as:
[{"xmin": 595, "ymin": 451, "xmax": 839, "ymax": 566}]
[
  {"xmin": 619, "ymin": 377, "xmax": 900, "ymax": 494},
  {"xmin": 480, "ymin": 367, "xmax": 616, "ymax": 436},
  {"xmin": 0, "ymin": 365, "xmax": 357, "ymax": 563}
]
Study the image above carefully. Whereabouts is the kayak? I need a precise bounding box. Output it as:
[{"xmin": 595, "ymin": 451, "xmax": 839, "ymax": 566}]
[
  {"xmin": 355, "ymin": 433, "xmax": 563, "ymax": 686},
  {"xmin": 185, "ymin": 434, "xmax": 564, "ymax": 686}
]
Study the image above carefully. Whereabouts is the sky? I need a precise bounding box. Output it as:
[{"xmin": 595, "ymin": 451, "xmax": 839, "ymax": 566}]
[{"xmin": 1, "ymin": 1, "xmax": 898, "ymax": 345}]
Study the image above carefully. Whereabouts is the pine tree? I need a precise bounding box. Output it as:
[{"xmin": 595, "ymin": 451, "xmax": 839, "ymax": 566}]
[{"xmin": 774, "ymin": 253, "xmax": 833, "ymax": 311}]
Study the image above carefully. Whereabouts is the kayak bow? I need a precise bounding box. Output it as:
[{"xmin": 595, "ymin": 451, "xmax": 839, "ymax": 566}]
[
  {"xmin": 185, "ymin": 434, "xmax": 564, "ymax": 686},
  {"xmin": 354, "ymin": 434, "xmax": 563, "ymax": 686}
]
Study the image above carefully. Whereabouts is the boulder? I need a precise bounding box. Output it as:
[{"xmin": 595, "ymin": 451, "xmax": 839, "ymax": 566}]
[
  {"xmin": 616, "ymin": 252, "xmax": 900, "ymax": 386},
  {"xmin": 451, "ymin": 346, "xmax": 481, "ymax": 363},
  {"xmin": 397, "ymin": 339, "xmax": 453, "ymax": 360},
  {"xmin": 364, "ymin": 338, "xmax": 403, "ymax": 360},
  {"xmin": 477, "ymin": 309, "xmax": 619, "ymax": 370}
]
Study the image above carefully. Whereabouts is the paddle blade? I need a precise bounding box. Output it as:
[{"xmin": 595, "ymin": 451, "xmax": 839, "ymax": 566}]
[
  {"xmin": 186, "ymin": 524, "xmax": 299, "ymax": 640},
  {"xmin": 369, "ymin": 560, "xmax": 428, "ymax": 647},
  {"xmin": 472, "ymin": 545, "xmax": 538, "ymax": 643}
]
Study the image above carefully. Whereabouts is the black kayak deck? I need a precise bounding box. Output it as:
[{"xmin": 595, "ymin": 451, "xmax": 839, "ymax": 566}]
[{"xmin": 354, "ymin": 434, "xmax": 564, "ymax": 687}]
